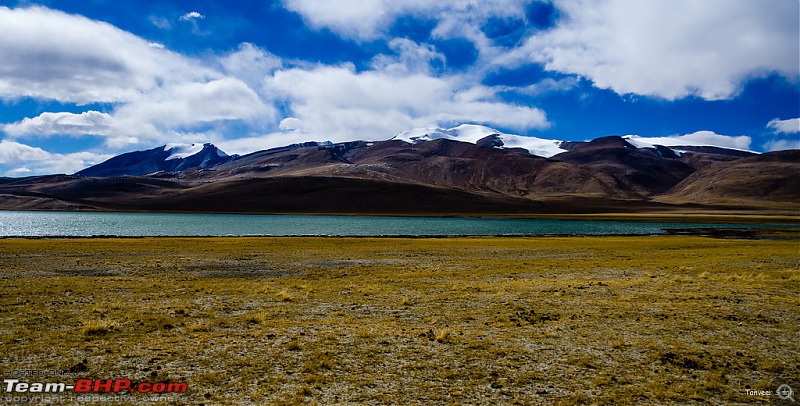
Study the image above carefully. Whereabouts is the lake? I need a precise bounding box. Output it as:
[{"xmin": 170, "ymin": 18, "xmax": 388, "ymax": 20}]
[{"xmin": 0, "ymin": 210, "xmax": 791, "ymax": 237}]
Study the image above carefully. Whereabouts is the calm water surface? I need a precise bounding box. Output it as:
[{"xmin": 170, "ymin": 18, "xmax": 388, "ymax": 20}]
[{"xmin": 0, "ymin": 210, "xmax": 790, "ymax": 237}]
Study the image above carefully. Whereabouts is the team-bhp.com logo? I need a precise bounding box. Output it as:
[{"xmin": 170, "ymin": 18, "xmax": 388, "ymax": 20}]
[{"xmin": 3, "ymin": 378, "xmax": 187, "ymax": 394}]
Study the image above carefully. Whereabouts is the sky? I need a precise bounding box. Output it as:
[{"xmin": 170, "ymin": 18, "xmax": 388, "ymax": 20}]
[{"xmin": 0, "ymin": 0, "xmax": 798, "ymax": 176}]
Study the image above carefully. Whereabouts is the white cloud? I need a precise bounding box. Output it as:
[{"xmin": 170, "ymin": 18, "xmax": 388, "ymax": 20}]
[
  {"xmin": 279, "ymin": 118, "xmax": 305, "ymax": 132},
  {"xmin": 624, "ymin": 131, "xmax": 752, "ymax": 151},
  {"xmin": 0, "ymin": 140, "xmax": 111, "ymax": 175},
  {"xmin": 265, "ymin": 64, "xmax": 548, "ymax": 142},
  {"xmin": 764, "ymin": 118, "xmax": 799, "ymax": 152},
  {"xmin": 179, "ymin": 11, "xmax": 206, "ymax": 34},
  {"xmin": 514, "ymin": 77, "xmax": 580, "ymax": 96},
  {"xmin": 219, "ymin": 43, "xmax": 282, "ymax": 91},
  {"xmin": 4, "ymin": 111, "xmax": 115, "ymax": 137},
  {"xmin": 0, "ymin": 6, "xmax": 215, "ymax": 104},
  {"xmin": 0, "ymin": 8, "xmax": 279, "ymax": 153},
  {"xmin": 675, "ymin": 131, "xmax": 752, "ymax": 150},
  {"xmin": 513, "ymin": 0, "xmax": 799, "ymax": 100},
  {"xmin": 767, "ymin": 118, "xmax": 800, "ymax": 135},
  {"xmin": 764, "ymin": 139, "xmax": 799, "ymax": 152},
  {"xmin": 282, "ymin": 0, "xmax": 414, "ymax": 40},
  {"xmin": 179, "ymin": 11, "xmax": 205, "ymax": 21},
  {"xmin": 370, "ymin": 38, "xmax": 446, "ymax": 75},
  {"xmin": 5, "ymin": 78, "xmax": 275, "ymax": 149},
  {"xmin": 45, "ymin": 151, "xmax": 114, "ymax": 175},
  {"xmin": 281, "ymin": 0, "xmax": 798, "ymax": 101},
  {"xmin": 149, "ymin": 15, "xmax": 172, "ymax": 30},
  {"xmin": 7, "ymin": 167, "xmax": 32, "ymax": 176},
  {"xmin": 282, "ymin": 0, "xmax": 528, "ymax": 41},
  {"xmin": 0, "ymin": 140, "xmax": 51, "ymax": 164},
  {"xmin": 114, "ymin": 78, "xmax": 273, "ymax": 133}
]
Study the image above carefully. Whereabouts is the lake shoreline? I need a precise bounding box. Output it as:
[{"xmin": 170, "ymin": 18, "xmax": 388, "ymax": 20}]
[
  {"xmin": 2, "ymin": 207, "xmax": 799, "ymax": 224},
  {"xmin": 1, "ymin": 210, "xmax": 798, "ymax": 238},
  {"xmin": 2, "ymin": 227, "xmax": 798, "ymax": 240}
]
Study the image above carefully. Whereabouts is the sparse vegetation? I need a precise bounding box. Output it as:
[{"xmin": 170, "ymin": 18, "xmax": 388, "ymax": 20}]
[
  {"xmin": 81, "ymin": 319, "xmax": 117, "ymax": 337},
  {"xmin": 433, "ymin": 328, "xmax": 452, "ymax": 343},
  {"xmin": 276, "ymin": 289, "xmax": 294, "ymax": 302},
  {"xmin": 0, "ymin": 234, "xmax": 797, "ymax": 404}
]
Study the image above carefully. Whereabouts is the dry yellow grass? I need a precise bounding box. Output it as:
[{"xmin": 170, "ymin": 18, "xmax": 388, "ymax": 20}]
[{"xmin": 0, "ymin": 235, "xmax": 797, "ymax": 404}]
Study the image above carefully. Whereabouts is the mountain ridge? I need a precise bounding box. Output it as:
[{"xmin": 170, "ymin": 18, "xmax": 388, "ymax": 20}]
[
  {"xmin": 76, "ymin": 143, "xmax": 233, "ymax": 177},
  {"xmin": 0, "ymin": 128, "xmax": 796, "ymax": 215}
]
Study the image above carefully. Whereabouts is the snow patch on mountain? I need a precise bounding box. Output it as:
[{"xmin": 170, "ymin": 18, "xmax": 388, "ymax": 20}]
[
  {"xmin": 164, "ymin": 143, "xmax": 230, "ymax": 161},
  {"xmin": 392, "ymin": 124, "xmax": 566, "ymax": 157},
  {"xmin": 76, "ymin": 142, "xmax": 235, "ymax": 177},
  {"xmin": 165, "ymin": 143, "xmax": 205, "ymax": 160},
  {"xmin": 623, "ymin": 131, "xmax": 755, "ymax": 152}
]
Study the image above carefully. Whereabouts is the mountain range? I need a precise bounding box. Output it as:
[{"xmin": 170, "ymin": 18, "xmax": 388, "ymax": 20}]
[{"xmin": 0, "ymin": 125, "xmax": 797, "ymax": 215}]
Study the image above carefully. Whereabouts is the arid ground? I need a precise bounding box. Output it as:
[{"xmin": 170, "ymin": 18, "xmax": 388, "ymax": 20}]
[{"xmin": 1, "ymin": 235, "xmax": 798, "ymax": 404}]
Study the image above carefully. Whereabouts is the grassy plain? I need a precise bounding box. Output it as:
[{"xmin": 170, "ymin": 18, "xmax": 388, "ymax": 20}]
[{"xmin": 0, "ymin": 235, "xmax": 798, "ymax": 404}]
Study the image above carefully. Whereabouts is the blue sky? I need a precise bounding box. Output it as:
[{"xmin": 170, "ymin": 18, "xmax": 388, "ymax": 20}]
[{"xmin": 0, "ymin": 0, "xmax": 798, "ymax": 176}]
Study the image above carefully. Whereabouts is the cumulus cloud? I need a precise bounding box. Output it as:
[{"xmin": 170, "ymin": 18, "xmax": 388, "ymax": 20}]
[
  {"xmin": 0, "ymin": 6, "xmax": 215, "ymax": 104},
  {"xmin": 0, "ymin": 140, "xmax": 51, "ymax": 164},
  {"xmin": 370, "ymin": 38, "xmax": 446, "ymax": 75},
  {"xmin": 219, "ymin": 43, "xmax": 282, "ymax": 91},
  {"xmin": 767, "ymin": 118, "xmax": 800, "ymax": 135},
  {"xmin": 179, "ymin": 11, "xmax": 207, "ymax": 34},
  {"xmin": 513, "ymin": 0, "xmax": 799, "ymax": 100},
  {"xmin": 625, "ymin": 131, "xmax": 752, "ymax": 151},
  {"xmin": 4, "ymin": 111, "xmax": 115, "ymax": 137},
  {"xmin": 0, "ymin": 4, "xmax": 549, "ymax": 160},
  {"xmin": 265, "ymin": 64, "xmax": 548, "ymax": 142},
  {"xmin": 0, "ymin": 140, "xmax": 111, "ymax": 175},
  {"xmin": 763, "ymin": 139, "xmax": 799, "ymax": 152},
  {"xmin": 0, "ymin": 8, "xmax": 278, "ymax": 153},
  {"xmin": 282, "ymin": 0, "xmax": 529, "ymax": 41},
  {"xmin": 42, "ymin": 151, "xmax": 114, "ymax": 175},
  {"xmin": 282, "ymin": 0, "xmax": 420, "ymax": 40},
  {"xmin": 114, "ymin": 78, "xmax": 273, "ymax": 133},
  {"xmin": 763, "ymin": 118, "xmax": 799, "ymax": 152},
  {"xmin": 6, "ymin": 167, "xmax": 32, "ymax": 176},
  {"xmin": 278, "ymin": 118, "xmax": 305, "ymax": 132},
  {"xmin": 282, "ymin": 0, "xmax": 798, "ymax": 101},
  {"xmin": 179, "ymin": 11, "xmax": 205, "ymax": 21},
  {"xmin": 674, "ymin": 131, "xmax": 752, "ymax": 150},
  {"xmin": 4, "ymin": 78, "xmax": 275, "ymax": 149}
]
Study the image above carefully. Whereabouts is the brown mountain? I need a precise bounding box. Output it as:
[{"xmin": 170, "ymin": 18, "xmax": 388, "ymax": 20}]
[
  {"xmin": 656, "ymin": 150, "xmax": 800, "ymax": 208},
  {"xmin": 0, "ymin": 138, "xmax": 796, "ymax": 215},
  {"xmin": 554, "ymin": 136, "xmax": 704, "ymax": 196}
]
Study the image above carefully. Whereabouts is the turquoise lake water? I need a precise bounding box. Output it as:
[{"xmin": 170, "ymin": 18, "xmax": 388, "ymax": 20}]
[{"xmin": 0, "ymin": 210, "xmax": 790, "ymax": 237}]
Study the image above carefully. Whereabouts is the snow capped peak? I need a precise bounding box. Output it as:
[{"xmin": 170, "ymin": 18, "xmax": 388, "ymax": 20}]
[
  {"xmin": 446, "ymin": 124, "xmax": 504, "ymax": 141},
  {"xmin": 391, "ymin": 124, "xmax": 566, "ymax": 158},
  {"xmin": 164, "ymin": 143, "xmax": 229, "ymax": 161},
  {"xmin": 164, "ymin": 143, "xmax": 205, "ymax": 160},
  {"xmin": 392, "ymin": 124, "xmax": 499, "ymax": 143}
]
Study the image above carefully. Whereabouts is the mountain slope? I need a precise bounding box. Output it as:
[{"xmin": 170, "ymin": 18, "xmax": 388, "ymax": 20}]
[
  {"xmin": 202, "ymin": 138, "xmax": 636, "ymax": 200},
  {"xmin": 552, "ymin": 136, "xmax": 698, "ymax": 196},
  {"xmin": 0, "ymin": 133, "xmax": 796, "ymax": 214},
  {"xmin": 77, "ymin": 143, "xmax": 232, "ymax": 177},
  {"xmin": 657, "ymin": 150, "xmax": 800, "ymax": 206}
]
